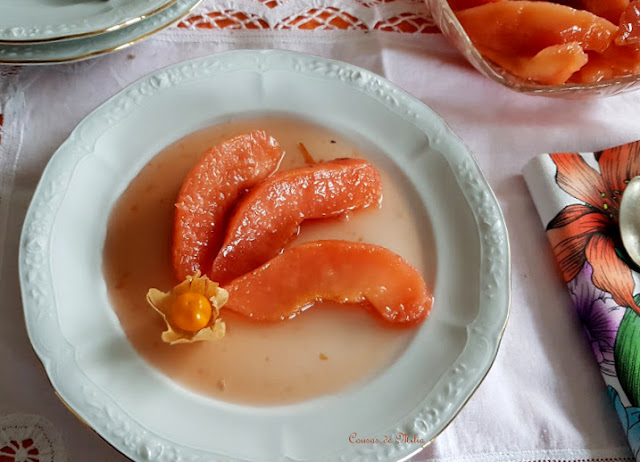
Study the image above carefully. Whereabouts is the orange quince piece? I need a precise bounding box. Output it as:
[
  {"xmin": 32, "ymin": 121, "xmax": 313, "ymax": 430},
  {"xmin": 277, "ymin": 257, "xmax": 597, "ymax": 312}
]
[
  {"xmin": 172, "ymin": 130, "xmax": 285, "ymax": 281},
  {"xmin": 223, "ymin": 240, "xmax": 433, "ymax": 325},
  {"xmin": 478, "ymin": 41, "xmax": 588, "ymax": 84},
  {"xmin": 583, "ymin": 0, "xmax": 629, "ymax": 24},
  {"xmin": 616, "ymin": 0, "xmax": 640, "ymax": 50},
  {"xmin": 210, "ymin": 158, "xmax": 383, "ymax": 284},
  {"xmin": 456, "ymin": 1, "xmax": 618, "ymax": 57},
  {"xmin": 569, "ymin": 44, "xmax": 640, "ymax": 82}
]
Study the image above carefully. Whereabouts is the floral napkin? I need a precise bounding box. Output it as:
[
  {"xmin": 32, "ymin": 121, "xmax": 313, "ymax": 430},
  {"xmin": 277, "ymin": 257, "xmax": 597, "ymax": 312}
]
[{"xmin": 523, "ymin": 142, "xmax": 640, "ymax": 459}]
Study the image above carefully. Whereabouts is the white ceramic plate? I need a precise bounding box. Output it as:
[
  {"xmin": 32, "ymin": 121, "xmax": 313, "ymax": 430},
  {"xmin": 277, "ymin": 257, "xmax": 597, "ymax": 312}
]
[
  {"xmin": 20, "ymin": 50, "xmax": 510, "ymax": 462},
  {"xmin": 0, "ymin": 0, "xmax": 200, "ymax": 65},
  {"xmin": 0, "ymin": 0, "xmax": 179, "ymax": 43}
]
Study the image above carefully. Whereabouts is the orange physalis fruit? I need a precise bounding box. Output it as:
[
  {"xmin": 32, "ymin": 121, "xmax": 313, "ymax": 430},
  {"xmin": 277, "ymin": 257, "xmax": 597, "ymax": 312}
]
[
  {"xmin": 168, "ymin": 292, "xmax": 213, "ymax": 332},
  {"xmin": 147, "ymin": 273, "xmax": 228, "ymax": 344}
]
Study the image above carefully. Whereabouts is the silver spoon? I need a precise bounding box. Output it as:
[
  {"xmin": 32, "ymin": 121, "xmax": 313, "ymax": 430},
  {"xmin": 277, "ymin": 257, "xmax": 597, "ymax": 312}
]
[{"xmin": 619, "ymin": 176, "xmax": 640, "ymax": 267}]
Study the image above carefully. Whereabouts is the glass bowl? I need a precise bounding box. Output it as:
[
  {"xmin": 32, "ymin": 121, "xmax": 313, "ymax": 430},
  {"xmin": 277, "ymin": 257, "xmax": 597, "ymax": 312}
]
[{"xmin": 425, "ymin": 0, "xmax": 640, "ymax": 98}]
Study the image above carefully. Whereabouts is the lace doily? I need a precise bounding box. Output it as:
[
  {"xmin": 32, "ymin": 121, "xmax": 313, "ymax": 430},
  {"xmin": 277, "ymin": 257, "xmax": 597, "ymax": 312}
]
[
  {"xmin": 0, "ymin": 414, "xmax": 66, "ymax": 462},
  {"xmin": 177, "ymin": 0, "xmax": 438, "ymax": 33}
]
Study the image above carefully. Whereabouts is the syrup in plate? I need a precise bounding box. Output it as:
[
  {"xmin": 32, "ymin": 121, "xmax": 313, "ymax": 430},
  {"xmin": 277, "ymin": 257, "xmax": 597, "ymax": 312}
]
[{"xmin": 103, "ymin": 115, "xmax": 435, "ymax": 405}]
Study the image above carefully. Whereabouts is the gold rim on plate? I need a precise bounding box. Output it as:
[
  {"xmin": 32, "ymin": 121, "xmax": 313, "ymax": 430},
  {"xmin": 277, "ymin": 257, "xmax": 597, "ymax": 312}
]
[
  {"xmin": 31, "ymin": 223, "xmax": 511, "ymax": 462},
  {"xmin": 20, "ymin": 48, "xmax": 512, "ymax": 460},
  {"xmin": 0, "ymin": 0, "xmax": 181, "ymax": 45},
  {"xmin": 0, "ymin": 0, "xmax": 202, "ymax": 65},
  {"xmin": 402, "ymin": 239, "xmax": 511, "ymax": 461},
  {"xmin": 42, "ymin": 282, "xmax": 511, "ymax": 462}
]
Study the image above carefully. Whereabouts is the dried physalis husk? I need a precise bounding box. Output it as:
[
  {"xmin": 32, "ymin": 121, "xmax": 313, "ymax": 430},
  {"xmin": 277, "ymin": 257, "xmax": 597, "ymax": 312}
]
[{"xmin": 147, "ymin": 272, "xmax": 229, "ymax": 345}]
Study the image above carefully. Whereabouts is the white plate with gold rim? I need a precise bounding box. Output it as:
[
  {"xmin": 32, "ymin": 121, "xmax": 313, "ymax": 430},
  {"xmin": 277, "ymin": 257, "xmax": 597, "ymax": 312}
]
[
  {"xmin": 0, "ymin": 0, "xmax": 199, "ymax": 65},
  {"xmin": 19, "ymin": 50, "xmax": 510, "ymax": 461},
  {"xmin": 0, "ymin": 0, "xmax": 179, "ymax": 43}
]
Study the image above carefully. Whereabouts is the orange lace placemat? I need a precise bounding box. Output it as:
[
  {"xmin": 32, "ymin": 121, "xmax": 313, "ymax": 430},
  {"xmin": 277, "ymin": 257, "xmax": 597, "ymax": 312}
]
[{"xmin": 176, "ymin": 0, "xmax": 439, "ymax": 33}]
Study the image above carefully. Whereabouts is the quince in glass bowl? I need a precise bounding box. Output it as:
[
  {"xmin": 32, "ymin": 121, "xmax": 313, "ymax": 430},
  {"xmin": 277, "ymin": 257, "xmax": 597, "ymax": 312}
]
[{"xmin": 425, "ymin": 0, "xmax": 640, "ymax": 97}]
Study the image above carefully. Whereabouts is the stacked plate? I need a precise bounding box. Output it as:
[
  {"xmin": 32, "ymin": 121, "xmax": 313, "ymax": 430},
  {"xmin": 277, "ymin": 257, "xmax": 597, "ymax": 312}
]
[{"xmin": 0, "ymin": 0, "xmax": 201, "ymax": 65}]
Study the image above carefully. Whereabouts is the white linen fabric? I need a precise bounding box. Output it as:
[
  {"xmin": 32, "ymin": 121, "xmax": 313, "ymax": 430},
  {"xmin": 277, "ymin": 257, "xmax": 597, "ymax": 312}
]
[
  {"xmin": 2, "ymin": 23, "xmax": 640, "ymax": 462},
  {"xmin": 0, "ymin": 68, "xmax": 24, "ymax": 274}
]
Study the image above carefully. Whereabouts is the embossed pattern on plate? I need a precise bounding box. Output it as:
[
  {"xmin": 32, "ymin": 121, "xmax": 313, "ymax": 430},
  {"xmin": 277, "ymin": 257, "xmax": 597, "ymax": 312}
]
[
  {"xmin": 0, "ymin": 0, "xmax": 177, "ymax": 43},
  {"xmin": 0, "ymin": 0, "xmax": 201, "ymax": 65},
  {"xmin": 20, "ymin": 50, "xmax": 510, "ymax": 462}
]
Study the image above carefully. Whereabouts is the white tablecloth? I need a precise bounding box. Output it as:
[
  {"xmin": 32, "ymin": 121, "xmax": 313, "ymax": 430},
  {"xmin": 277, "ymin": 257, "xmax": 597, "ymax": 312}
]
[{"xmin": 2, "ymin": 16, "xmax": 640, "ymax": 462}]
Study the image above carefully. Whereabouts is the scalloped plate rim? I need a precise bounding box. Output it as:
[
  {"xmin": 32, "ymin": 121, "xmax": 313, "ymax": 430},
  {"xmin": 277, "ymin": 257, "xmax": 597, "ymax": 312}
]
[
  {"xmin": 0, "ymin": 0, "xmax": 179, "ymax": 43},
  {"xmin": 19, "ymin": 49, "xmax": 511, "ymax": 462},
  {"xmin": 0, "ymin": 0, "xmax": 201, "ymax": 65}
]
